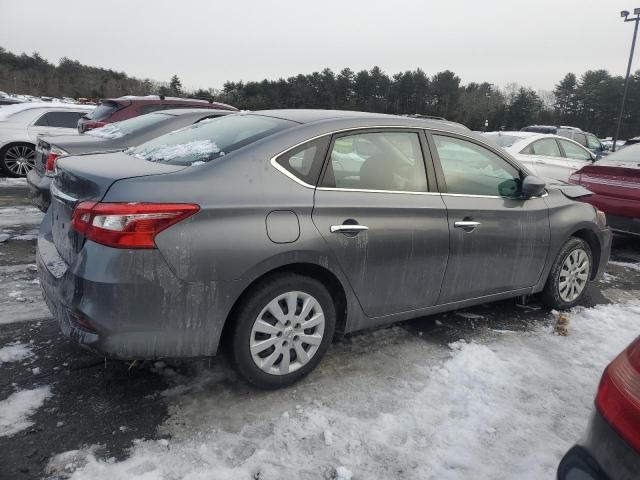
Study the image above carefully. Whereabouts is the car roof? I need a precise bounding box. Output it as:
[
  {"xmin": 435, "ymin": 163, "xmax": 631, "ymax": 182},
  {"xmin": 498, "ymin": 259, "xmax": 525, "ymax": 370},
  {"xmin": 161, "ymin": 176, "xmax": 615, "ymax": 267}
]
[
  {"xmin": 247, "ymin": 109, "xmax": 470, "ymax": 132},
  {"xmin": 0, "ymin": 102, "xmax": 94, "ymax": 121},
  {"xmin": 485, "ymin": 131, "xmax": 539, "ymax": 138},
  {"xmin": 155, "ymin": 108, "xmax": 237, "ymax": 117}
]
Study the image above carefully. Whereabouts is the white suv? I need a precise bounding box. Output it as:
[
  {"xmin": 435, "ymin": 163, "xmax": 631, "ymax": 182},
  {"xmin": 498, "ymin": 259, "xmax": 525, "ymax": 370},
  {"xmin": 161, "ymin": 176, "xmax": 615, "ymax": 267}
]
[{"xmin": 0, "ymin": 103, "xmax": 94, "ymax": 176}]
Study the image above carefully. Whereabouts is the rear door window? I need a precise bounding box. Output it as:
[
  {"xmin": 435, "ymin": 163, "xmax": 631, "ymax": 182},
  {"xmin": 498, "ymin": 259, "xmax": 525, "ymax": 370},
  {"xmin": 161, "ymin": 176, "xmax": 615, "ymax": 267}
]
[
  {"xmin": 321, "ymin": 131, "xmax": 428, "ymax": 192},
  {"xmin": 586, "ymin": 134, "xmax": 601, "ymax": 150},
  {"xmin": 33, "ymin": 111, "xmax": 86, "ymax": 128}
]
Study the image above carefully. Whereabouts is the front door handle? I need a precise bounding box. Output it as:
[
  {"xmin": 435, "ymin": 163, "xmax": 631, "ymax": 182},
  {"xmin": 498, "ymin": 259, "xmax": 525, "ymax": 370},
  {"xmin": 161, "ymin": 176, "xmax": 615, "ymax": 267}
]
[
  {"xmin": 454, "ymin": 221, "xmax": 481, "ymax": 231},
  {"xmin": 330, "ymin": 224, "xmax": 369, "ymax": 234}
]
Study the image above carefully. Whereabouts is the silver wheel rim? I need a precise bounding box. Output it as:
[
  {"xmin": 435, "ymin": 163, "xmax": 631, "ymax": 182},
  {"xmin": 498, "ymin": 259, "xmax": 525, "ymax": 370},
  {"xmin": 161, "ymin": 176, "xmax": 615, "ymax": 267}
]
[
  {"xmin": 558, "ymin": 248, "xmax": 590, "ymax": 302},
  {"xmin": 4, "ymin": 145, "xmax": 35, "ymax": 176},
  {"xmin": 250, "ymin": 291, "xmax": 325, "ymax": 376}
]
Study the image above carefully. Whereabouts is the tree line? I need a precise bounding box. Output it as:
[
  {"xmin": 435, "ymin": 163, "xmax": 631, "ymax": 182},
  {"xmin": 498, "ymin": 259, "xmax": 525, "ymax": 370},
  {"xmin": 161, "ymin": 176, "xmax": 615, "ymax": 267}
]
[{"xmin": 1, "ymin": 46, "xmax": 638, "ymax": 138}]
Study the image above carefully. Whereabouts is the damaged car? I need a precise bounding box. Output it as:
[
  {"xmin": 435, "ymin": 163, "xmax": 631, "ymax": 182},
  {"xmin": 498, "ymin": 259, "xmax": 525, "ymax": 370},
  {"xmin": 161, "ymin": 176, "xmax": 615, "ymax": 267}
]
[{"xmin": 37, "ymin": 110, "xmax": 611, "ymax": 388}]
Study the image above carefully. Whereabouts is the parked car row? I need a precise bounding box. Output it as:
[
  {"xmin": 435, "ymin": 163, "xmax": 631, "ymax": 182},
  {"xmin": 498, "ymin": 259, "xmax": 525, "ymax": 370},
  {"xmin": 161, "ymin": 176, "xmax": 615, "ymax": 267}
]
[{"xmin": 0, "ymin": 95, "xmax": 238, "ymax": 177}]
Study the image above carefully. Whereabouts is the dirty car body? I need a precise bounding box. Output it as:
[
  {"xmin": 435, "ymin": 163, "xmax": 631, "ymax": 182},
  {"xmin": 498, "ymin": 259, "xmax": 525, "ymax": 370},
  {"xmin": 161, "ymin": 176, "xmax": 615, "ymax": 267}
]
[{"xmin": 37, "ymin": 110, "xmax": 612, "ymax": 386}]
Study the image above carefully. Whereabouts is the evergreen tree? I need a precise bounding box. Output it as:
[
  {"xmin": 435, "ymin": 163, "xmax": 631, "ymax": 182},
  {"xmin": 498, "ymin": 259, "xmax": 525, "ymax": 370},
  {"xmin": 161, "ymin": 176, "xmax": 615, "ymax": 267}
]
[{"xmin": 169, "ymin": 74, "xmax": 182, "ymax": 96}]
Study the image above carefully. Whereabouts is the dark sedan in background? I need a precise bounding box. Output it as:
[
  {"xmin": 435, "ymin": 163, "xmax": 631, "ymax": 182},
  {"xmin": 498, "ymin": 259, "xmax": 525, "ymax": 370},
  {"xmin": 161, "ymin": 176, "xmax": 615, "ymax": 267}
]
[
  {"xmin": 558, "ymin": 337, "xmax": 640, "ymax": 480},
  {"xmin": 569, "ymin": 144, "xmax": 640, "ymax": 236},
  {"xmin": 38, "ymin": 110, "xmax": 611, "ymax": 389},
  {"xmin": 26, "ymin": 108, "xmax": 235, "ymax": 211}
]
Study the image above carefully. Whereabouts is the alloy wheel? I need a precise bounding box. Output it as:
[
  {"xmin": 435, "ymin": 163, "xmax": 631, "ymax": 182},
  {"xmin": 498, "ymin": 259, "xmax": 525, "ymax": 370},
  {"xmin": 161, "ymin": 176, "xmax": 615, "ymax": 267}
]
[
  {"xmin": 250, "ymin": 291, "xmax": 325, "ymax": 376},
  {"xmin": 558, "ymin": 248, "xmax": 590, "ymax": 302},
  {"xmin": 4, "ymin": 145, "xmax": 36, "ymax": 176}
]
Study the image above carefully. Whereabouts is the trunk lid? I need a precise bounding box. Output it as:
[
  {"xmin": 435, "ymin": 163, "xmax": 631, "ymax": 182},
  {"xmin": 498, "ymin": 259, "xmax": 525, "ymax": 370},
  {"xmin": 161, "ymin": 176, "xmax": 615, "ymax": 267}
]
[{"xmin": 50, "ymin": 151, "xmax": 187, "ymax": 265}]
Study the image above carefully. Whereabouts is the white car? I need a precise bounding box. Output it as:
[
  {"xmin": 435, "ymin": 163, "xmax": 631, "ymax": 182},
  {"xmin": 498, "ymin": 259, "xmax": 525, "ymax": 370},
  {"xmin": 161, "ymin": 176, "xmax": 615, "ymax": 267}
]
[
  {"xmin": 0, "ymin": 102, "xmax": 94, "ymax": 176},
  {"xmin": 484, "ymin": 131, "xmax": 595, "ymax": 183}
]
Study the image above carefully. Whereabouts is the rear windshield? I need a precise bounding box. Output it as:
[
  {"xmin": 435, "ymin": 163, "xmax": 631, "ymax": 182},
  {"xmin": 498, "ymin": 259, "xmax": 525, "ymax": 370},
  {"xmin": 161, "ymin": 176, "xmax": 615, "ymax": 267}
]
[
  {"xmin": 86, "ymin": 112, "xmax": 168, "ymax": 139},
  {"xmin": 483, "ymin": 133, "xmax": 524, "ymax": 147},
  {"xmin": 86, "ymin": 101, "xmax": 121, "ymax": 120},
  {"xmin": 126, "ymin": 114, "xmax": 296, "ymax": 165}
]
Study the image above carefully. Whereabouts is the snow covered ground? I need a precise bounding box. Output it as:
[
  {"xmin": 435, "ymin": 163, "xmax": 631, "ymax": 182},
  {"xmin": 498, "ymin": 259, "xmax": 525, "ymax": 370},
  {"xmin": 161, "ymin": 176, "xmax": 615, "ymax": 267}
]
[{"xmin": 44, "ymin": 299, "xmax": 640, "ymax": 480}]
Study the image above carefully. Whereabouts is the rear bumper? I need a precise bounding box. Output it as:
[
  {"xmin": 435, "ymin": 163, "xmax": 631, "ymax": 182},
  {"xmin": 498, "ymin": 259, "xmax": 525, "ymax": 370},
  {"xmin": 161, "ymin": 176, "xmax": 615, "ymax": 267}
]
[
  {"xmin": 36, "ymin": 210, "xmax": 236, "ymax": 359},
  {"xmin": 557, "ymin": 410, "xmax": 640, "ymax": 480},
  {"xmin": 26, "ymin": 169, "xmax": 51, "ymax": 212}
]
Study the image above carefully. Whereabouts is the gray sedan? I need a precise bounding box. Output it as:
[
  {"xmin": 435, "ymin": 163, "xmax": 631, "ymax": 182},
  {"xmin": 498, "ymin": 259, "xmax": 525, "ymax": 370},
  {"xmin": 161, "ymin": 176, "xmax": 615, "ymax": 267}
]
[
  {"xmin": 37, "ymin": 110, "xmax": 612, "ymax": 388},
  {"xmin": 26, "ymin": 108, "xmax": 235, "ymax": 211}
]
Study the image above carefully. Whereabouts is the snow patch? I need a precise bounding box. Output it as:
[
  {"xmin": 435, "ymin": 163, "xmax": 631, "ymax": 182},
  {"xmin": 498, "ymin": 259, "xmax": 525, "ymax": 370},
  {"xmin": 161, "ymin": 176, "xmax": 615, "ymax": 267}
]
[
  {"xmin": 86, "ymin": 123, "xmax": 126, "ymax": 139},
  {"xmin": 0, "ymin": 386, "xmax": 52, "ymax": 437},
  {"xmin": 0, "ymin": 342, "xmax": 33, "ymax": 363},
  {"xmin": 46, "ymin": 300, "xmax": 640, "ymax": 479},
  {"xmin": 128, "ymin": 140, "xmax": 219, "ymax": 163}
]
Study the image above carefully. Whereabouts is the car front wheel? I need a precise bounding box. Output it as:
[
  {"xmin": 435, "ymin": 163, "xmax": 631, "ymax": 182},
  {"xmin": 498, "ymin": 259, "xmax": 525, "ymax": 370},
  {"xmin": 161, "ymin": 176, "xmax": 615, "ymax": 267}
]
[
  {"xmin": 230, "ymin": 273, "xmax": 336, "ymax": 389},
  {"xmin": 542, "ymin": 237, "xmax": 593, "ymax": 309}
]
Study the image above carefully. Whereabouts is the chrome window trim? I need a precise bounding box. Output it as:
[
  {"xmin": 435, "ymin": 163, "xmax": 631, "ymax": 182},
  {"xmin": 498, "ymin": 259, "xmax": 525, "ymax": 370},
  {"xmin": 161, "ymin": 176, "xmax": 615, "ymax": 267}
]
[
  {"xmin": 316, "ymin": 187, "xmax": 440, "ymax": 196},
  {"xmin": 269, "ymin": 124, "xmax": 474, "ymax": 190},
  {"xmin": 50, "ymin": 182, "xmax": 78, "ymax": 202}
]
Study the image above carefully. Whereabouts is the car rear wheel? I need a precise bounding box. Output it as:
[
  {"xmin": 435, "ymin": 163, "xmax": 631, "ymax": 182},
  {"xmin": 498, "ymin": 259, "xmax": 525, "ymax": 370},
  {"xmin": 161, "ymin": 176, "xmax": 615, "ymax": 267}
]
[
  {"xmin": 0, "ymin": 142, "xmax": 36, "ymax": 177},
  {"xmin": 542, "ymin": 237, "xmax": 592, "ymax": 309},
  {"xmin": 230, "ymin": 273, "xmax": 335, "ymax": 389}
]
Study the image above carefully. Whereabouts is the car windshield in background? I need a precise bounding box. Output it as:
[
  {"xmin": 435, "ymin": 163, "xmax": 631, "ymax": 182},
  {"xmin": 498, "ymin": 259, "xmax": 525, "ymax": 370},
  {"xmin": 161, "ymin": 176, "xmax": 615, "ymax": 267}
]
[
  {"xmin": 484, "ymin": 133, "xmax": 524, "ymax": 147},
  {"xmin": 126, "ymin": 114, "xmax": 296, "ymax": 165},
  {"xmin": 602, "ymin": 143, "xmax": 640, "ymax": 163},
  {"xmin": 86, "ymin": 112, "xmax": 168, "ymax": 139},
  {"xmin": 85, "ymin": 101, "xmax": 120, "ymax": 120}
]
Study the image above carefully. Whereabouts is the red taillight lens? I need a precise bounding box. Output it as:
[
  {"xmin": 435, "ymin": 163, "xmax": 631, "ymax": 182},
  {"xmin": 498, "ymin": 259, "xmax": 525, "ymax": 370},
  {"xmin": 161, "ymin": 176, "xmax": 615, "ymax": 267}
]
[
  {"xmin": 85, "ymin": 121, "xmax": 106, "ymax": 131},
  {"xmin": 71, "ymin": 202, "xmax": 199, "ymax": 249},
  {"xmin": 45, "ymin": 153, "xmax": 59, "ymax": 173},
  {"xmin": 595, "ymin": 337, "xmax": 640, "ymax": 452}
]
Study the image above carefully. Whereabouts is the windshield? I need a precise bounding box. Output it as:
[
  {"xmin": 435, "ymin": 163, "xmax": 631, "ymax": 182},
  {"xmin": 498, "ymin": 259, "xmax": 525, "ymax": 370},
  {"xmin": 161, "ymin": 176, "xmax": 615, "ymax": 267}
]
[
  {"xmin": 126, "ymin": 114, "xmax": 296, "ymax": 165},
  {"xmin": 86, "ymin": 112, "xmax": 168, "ymax": 139},
  {"xmin": 483, "ymin": 133, "xmax": 525, "ymax": 148},
  {"xmin": 602, "ymin": 143, "xmax": 640, "ymax": 163}
]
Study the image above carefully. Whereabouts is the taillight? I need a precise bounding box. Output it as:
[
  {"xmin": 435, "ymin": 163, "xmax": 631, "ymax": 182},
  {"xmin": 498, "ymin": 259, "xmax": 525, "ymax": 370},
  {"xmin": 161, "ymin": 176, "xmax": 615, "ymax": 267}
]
[
  {"xmin": 71, "ymin": 202, "xmax": 199, "ymax": 249},
  {"xmin": 44, "ymin": 147, "xmax": 68, "ymax": 175},
  {"xmin": 84, "ymin": 121, "xmax": 106, "ymax": 132},
  {"xmin": 595, "ymin": 337, "xmax": 640, "ymax": 452},
  {"xmin": 45, "ymin": 153, "xmax": 59, "ymax": 173}
]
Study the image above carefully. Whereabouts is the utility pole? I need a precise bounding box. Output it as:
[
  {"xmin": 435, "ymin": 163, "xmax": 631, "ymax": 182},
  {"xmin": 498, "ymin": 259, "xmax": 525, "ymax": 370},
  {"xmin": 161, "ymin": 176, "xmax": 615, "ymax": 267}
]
[{"xmin": 613, "ymin": 8, "xmax": 640, "ymax": 152}]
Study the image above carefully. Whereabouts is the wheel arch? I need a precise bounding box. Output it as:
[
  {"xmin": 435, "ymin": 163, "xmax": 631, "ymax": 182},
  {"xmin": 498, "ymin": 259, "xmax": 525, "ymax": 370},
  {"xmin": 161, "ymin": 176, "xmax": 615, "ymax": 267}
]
[
  {"xmin": 220, "ymin": 262, "xmax": 350, "ymax": 348},
  {"xmin": 569, "ymin": 227, "xmax": 601, "ymax": 280}
]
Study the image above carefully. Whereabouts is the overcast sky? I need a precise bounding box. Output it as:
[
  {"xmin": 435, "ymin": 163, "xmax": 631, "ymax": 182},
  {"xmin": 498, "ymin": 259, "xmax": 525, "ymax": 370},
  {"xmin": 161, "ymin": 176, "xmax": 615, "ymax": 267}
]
[{"xmin": 0, "ymin": 0, "xmax": 637, "ymax": 92}]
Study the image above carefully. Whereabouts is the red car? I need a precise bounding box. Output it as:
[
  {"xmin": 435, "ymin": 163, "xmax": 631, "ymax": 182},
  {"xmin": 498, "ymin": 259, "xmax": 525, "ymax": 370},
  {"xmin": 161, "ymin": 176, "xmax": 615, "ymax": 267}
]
[
  {"xmin": 77, "ymin": 95, "xmax": 237, "ymax": 132},
  {"xmin": 558, "ymin": 336, "xmax": 640, "ymax": 479},
  {"xmin": 569, "ymin": 144, "xmax": 640, "ymax": 236}
]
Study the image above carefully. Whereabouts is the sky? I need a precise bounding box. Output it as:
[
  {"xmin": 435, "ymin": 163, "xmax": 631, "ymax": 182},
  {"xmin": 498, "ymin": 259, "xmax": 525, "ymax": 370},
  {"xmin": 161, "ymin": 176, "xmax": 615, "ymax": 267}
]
[{"xmin": 0, "ymin": 0, "xmax": 637, "ymax": 92}]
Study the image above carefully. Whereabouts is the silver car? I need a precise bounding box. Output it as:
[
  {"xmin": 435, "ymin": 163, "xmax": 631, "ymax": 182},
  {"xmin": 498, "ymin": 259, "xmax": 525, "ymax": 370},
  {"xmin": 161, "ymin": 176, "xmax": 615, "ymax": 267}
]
[{"xmin": 37, "ymin": 110, "xmax": 612, "ymax": 388}]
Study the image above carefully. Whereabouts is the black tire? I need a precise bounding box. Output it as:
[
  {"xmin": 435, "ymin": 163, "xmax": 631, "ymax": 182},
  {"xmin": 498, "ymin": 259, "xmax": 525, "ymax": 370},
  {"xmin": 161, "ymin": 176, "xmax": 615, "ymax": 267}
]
[
  {"xmin": 0, "ymin": 142, "xmax": 36, "ymax": 177},
  {"xmin": 541, "ymin": 237, "xmax": 593, "ymax": 310},
  {"xmin": 229, "ymin": 273, "xmax": 336, "ymax": 389}
]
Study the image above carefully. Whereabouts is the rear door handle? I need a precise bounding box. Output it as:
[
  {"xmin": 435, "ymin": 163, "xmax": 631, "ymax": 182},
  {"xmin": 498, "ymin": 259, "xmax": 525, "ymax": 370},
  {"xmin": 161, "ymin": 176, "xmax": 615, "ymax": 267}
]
[
  {"xmin": 454, "ymin": 221, "xmax": 481, "ymax": 229},
  {"xmin": 330, "ymin": 224, "xmax": 369, "ymax": 234}
]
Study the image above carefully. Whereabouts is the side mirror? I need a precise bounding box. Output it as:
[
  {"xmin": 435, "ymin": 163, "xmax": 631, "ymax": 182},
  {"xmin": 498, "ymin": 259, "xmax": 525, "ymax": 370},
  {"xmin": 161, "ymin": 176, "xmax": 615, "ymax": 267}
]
[{"xmin": 521, "ymin": 175, "xmax": 546, "ymax": 198}]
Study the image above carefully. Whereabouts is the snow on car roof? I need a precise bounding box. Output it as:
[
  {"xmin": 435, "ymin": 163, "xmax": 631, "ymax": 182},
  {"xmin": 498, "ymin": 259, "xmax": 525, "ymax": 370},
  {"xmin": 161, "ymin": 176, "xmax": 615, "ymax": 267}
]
[{"xmin": 0, "ymin": 102, "xmax": 94, "ymax": 121}]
